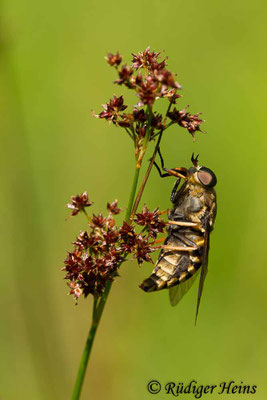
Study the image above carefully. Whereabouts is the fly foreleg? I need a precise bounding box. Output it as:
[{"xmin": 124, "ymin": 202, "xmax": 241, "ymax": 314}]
[
  {"xmin": 153, "ymin": 147, "xmax": 170, "ymax": 178},
  {"xmin": 153, "ymin": 148, "xmax": 182, "ymax": 203},
  {"xmin": 170, "ymin": 179, "xmax": 181, "ymax": 203},
  {"xmin": 153, "ymin": 160, "xmax": 170, "ymax": 178}
]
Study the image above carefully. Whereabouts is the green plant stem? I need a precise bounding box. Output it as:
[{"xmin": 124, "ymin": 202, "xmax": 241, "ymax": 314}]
[
  {"xmin": 71, "ymin": 297, "xmax": 98, "ymax": 400},
  {"xmin": 71, "ymin": 282, "xmax": 114, "ymax": 400},
  {"xmin": 71, "ymin": 160, "xmax": 142, "ymax": 399},
  {"xmin": 125, "ymin": 165, "xmax": 141, "ymax": 222}
]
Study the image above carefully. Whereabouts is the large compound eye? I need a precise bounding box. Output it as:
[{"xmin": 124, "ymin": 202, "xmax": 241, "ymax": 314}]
[{"xmin": 197, "ymin": 167, "xmax": 217, "ymax": 187}]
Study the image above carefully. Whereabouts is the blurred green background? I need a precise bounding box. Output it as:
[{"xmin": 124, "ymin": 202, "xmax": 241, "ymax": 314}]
[{"xmin": 1, "ymin": 0, "xmax": 266, "ymax": 399}]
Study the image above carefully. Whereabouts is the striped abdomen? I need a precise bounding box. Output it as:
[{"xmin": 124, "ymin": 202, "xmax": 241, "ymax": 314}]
[{"xmin": 140, "ymin": 228, "xmax": 204, "ymax": 292}]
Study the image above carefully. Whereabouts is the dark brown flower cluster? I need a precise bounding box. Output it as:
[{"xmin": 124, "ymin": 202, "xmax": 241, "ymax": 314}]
[
  {"xmin": 94, "ymin": 47, "xmax": 204, "ymax": 150},
  {"xmin": 167, "ymin": 106, "xmax": 204, "ymax": 138},
  {"xmin": 118, "ymin": 47, "xmax": 181, "ymax": 106},
  {"xmin": 63, "ymin": 198, "xmax": 167, "ymax": 300},
  {"xmin": 94, "ymin": 95, "xmax": 127, "ymax": 125},
  {"xmin": 98, "ymin": 47, "xmax": 181, "ymax": 110},
  {"xmin": 134, "ymin": 205, "xmax": 166, "ymax": 238}
]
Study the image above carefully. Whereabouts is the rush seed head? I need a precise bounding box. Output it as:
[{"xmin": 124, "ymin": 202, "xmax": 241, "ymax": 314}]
[
  {"xmin": 63, "ymin": 199, "xmax": 167, "ymax": 300},
  {"xmin": 93, "ymin": 47, "xmax": 204, "ymax": 163}
]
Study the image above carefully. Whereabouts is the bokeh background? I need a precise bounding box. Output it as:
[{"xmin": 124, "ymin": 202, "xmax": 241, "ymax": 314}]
[{"xmin": 1, "ymin": 1, "xmax": 266, "ymax": 399}]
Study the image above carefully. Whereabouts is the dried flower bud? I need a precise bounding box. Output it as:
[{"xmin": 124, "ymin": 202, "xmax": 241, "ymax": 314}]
[
  {"xmin": 130, "ymin": 72, "xmax": 143, "ymax": 87},
  {"xmin": 102, "ymin": 228, "xmax": 120, "ymax": 246},
  {"xmin": 73, "ymin": 231, "xmax": 90, "ymax": 250},
  {"xmin": 73, "ymin": 231, "xmax": 102, "ymax": 253},
  {"xmin": 132, "ymin": 47, "xmax": 166, "ymax": 71},
  {"xmin": 165, "ymin": 89, "xmax": 182, "ymax": 103},
  {"xmin": 106, "ymin": 52, "xmax": 122, "ymax": 67},
  {"xmin": 133, "ymin": 108, "xmax": 147, "ymax": 123},
  {"xmin": 137, "ymin": 75, "xmax": 158, "ymax": 106},
  {"xmin": 185, "ymin": 113, "xmax": 204, "ymax": 136},
  {"xmin": 167, "ymin": 107, "xmax": 204, "ymax": 137},
  {"xmin": 117, "ymin": 114, "xmax": 134, "ymax": 128},
  {"xmin": 107, "ymin": 199, "xmax": 122, "ymax": 215},
  {"xmin": 91, "ymin": 213, "xmax": 107, "ymax": 228},
  {"xmin": 134, "ymin": 235, "xmax": 156, "ymax": 265},
  {"xmin": 115, "ymin": 65, "xmax": 134, "ymax": 87},
  {"xmin": 154, "ymin": 69, "xmax": 181, "ymax": 90},
  {"xmin": 66, "ymin": 192, "xmax": 93, "ymax": 216},
  {"xmin": 94, "ymin": 95, "xmax": 128, "ymax": 124},
  {"xmin": 151, "ymin": 113, "xmax": 164, "ymax": 131},
  {"xmin": 134, "ymin": 205, "xmax": 166, "ymax": 238},
  {"xmin": 119, "ymin": 221, "xmax": 137, "ymax": 247}
]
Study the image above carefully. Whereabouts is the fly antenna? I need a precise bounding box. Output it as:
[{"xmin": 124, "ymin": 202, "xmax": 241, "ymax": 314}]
[{"xmin": 191, "ymin": 153, "xmax": 199, "ymax": 167}]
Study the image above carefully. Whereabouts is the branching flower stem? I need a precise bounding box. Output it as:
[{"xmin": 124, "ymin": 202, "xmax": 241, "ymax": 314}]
[
  {"xmin": 71, "ymin": 130, "xmax": 151, "ymax": 399},
  {"xmin": 125, "ymin": 106, "xmax": 152, "ymax": 222},
  {"xmin": 131, "ymin": 102, "xmax": 172, "ymax": 218}
]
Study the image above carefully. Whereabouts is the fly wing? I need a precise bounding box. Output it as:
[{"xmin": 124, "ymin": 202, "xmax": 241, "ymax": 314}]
[
  {"xmin": 169, "ymin": 269, "xmax": 200, "ymax": 306},
  {"xmin": 195, "ymin": 223, "xmax": 210, "ymax": 324}
]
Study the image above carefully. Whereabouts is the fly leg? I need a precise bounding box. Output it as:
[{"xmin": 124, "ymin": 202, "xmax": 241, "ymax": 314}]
[
  {"xmin": 167, "ymin": 221, "xmax": 199, "ymax": 227},
  {"xmin": 153, "ymin": 166, "xmax": 181, "ymax": 202},
  {"xmin": 157, "ymin": 146, "xmax": 166, "ymax": 169},
  {"xmin": 170, "ymin": 179, "xmax": 181, "ymax": 203},
  {"xmin": 154, "ymin": 167, "xmax": 181, "ymax": 203},
  {"xmin": 153, "ymin": 147, "xmax": 169, "ymax": 178},
  {"xmin": 160, "ymin": 245, "xmax": 198, "ymax": 251},
  {"xmin": 153, "ymin": 147, "xmax": 182, "ymax": 203},
  {"xmin": 167, "ymin": 220, "xmax": 203, "ymax": 232},
  {"xmin": 153, "ymin": 160, "xmax": 170, "ymax": 178}
]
